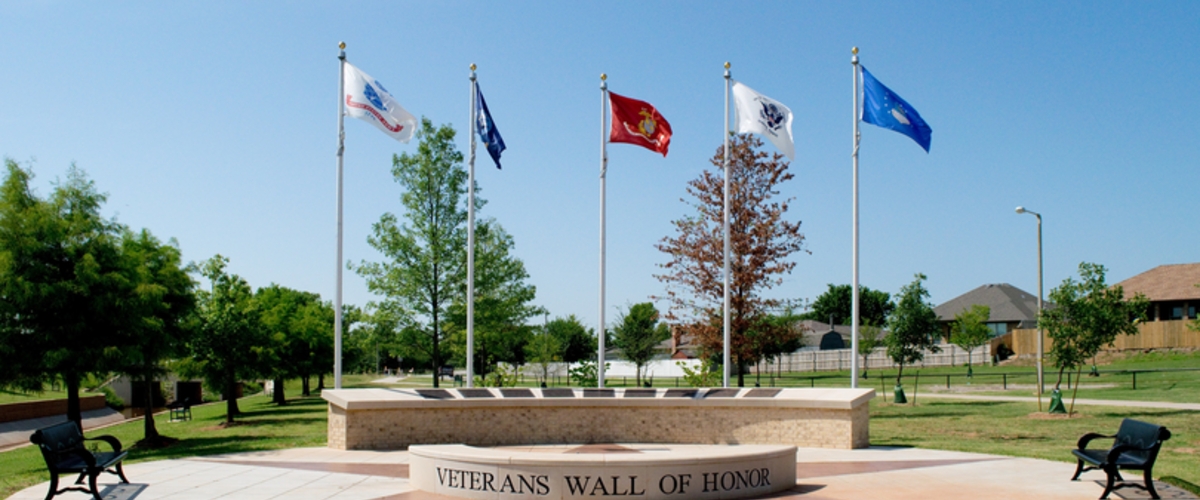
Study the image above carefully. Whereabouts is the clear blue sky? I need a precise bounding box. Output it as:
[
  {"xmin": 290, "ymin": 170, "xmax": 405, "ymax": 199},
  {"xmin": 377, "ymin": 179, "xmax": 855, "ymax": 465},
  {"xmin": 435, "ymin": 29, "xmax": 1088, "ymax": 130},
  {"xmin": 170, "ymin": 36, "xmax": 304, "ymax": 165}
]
[{"xmin": 3, "ymin": 2, "xmax": 1198, "ymax": 330}]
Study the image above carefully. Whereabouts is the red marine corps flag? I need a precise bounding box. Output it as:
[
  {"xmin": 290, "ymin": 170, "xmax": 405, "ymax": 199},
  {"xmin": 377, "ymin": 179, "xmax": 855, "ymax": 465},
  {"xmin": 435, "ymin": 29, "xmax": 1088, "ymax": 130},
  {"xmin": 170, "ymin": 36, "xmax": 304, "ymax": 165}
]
[{"xmin": 608, "ymin": 92, "xmax": 672, "ymax": 156}]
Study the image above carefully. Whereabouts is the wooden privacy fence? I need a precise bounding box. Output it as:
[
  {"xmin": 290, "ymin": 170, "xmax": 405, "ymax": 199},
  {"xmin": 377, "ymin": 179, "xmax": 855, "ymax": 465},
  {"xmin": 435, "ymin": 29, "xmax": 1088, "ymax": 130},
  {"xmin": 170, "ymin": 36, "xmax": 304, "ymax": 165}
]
[
  {"xmin": 754, "ymin": 344, "xmax": 993, "ymax": 375},
  {"xmin": 1008, "ymin": 319, "xmax": 1200, "ymax": 356}
]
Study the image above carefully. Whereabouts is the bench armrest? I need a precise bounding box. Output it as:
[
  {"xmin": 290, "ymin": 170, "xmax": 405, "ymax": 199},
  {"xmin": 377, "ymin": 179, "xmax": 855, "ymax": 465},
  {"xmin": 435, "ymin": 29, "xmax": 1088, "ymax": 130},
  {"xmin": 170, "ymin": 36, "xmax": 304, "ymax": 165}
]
[
  {"xmin": 1077, "ymin": 433, "xmax": 1113, "ymax": 450},
  {"xmin": 85, "ymin": 435, "xmax": 124, "ymax": 453}
]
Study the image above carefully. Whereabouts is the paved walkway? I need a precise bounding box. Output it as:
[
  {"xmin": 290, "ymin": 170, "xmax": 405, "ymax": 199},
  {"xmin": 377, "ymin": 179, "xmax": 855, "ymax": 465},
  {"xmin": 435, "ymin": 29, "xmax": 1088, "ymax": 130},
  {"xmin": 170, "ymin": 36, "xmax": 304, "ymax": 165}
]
[
  {"xmin": 8, "ymin": 446, "xmax": 1196, "ymax": 500},
  {"xmin": 0, "ymin": 408, "xmax": 127, "ymax": 451},
  {"xmin": 915, "ymin": 392, "xmax": 1200, "ymax": 410}
]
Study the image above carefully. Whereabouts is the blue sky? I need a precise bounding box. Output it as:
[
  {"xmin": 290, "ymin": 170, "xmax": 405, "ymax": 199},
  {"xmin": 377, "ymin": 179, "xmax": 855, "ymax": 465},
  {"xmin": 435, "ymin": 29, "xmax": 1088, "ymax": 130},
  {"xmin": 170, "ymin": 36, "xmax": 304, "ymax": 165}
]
[{"xmin": 2, "ymin": 2, "xmax": 1197, "ymax": 330}]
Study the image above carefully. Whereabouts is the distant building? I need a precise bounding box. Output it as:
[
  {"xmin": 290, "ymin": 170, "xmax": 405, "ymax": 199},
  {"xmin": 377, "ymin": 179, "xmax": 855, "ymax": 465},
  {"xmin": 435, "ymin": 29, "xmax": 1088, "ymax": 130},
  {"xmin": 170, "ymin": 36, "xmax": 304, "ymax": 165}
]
[
  {"xmin": 1116, "ymin": 263, "xmax": 1200, "ymax": 321},
  {"xmin": 933, "ymin": 283, "xmax": 1042, "ymax": 339}
]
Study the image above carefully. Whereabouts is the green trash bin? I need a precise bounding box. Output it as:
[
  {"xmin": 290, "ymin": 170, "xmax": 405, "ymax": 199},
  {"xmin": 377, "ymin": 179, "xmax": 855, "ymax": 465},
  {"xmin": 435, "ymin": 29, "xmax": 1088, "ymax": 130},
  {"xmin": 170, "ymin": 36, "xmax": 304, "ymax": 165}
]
[
  {"xmin": 893, "ymin": 384, "xmax": 907, "ymax": 404},
  {"xmin": 1047, "ymin": 388, "xmax": 1067, "ymax": 414}
]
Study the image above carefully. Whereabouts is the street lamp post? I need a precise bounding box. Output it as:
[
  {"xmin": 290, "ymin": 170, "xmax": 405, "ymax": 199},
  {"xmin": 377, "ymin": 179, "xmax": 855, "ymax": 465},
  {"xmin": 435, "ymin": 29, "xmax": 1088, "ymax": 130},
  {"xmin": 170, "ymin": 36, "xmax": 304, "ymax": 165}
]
[{"xmin": 1015, "ymin": 206, "xmax": 1043, "ymax": 408}]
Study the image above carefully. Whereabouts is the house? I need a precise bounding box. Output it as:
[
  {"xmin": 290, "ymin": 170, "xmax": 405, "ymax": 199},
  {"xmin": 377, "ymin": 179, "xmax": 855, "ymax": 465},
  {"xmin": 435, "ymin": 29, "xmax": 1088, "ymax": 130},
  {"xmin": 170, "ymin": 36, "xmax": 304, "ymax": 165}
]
[
  {"xmin": 797, "ymin": 320, "xmax": 852, "ymax": 350},
  {"xmin": 933, "ymin": 283, "xmax": 1042, "ymax": 340},
  {"xmin": 1115, "ymin": 263, "xmax": 1200, "ymax": 321}
]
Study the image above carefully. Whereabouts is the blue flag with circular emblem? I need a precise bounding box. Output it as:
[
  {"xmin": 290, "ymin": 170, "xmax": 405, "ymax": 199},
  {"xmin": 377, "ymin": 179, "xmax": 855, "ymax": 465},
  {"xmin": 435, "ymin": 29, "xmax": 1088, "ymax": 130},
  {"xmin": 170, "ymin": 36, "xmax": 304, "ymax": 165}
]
[
  {"xmin": 475, "ymin": 83, "xmax": 506, "ymax": 169},
  {"xmin": 861, "ymin": 66, "xmax": 932, "ymax": 153}
]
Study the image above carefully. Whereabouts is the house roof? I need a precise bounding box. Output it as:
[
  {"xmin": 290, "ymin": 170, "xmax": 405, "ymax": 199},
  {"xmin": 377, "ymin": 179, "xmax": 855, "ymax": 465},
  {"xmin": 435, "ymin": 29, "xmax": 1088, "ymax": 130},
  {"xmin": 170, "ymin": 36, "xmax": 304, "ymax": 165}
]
[
  {"xmin": 934, "ymin": 283, "xmax": 1041, "ymax": 325},
  {"xmin": 1115, "ymin": 263, "xmax": 1200, "ymax": 302}
]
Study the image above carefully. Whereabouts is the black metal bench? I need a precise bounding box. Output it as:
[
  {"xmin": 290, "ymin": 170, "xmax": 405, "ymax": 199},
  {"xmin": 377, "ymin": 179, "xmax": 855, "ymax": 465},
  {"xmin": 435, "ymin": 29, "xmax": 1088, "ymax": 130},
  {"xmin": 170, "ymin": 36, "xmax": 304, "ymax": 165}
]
[
  {"xmin": 167, "ymin": 397, "xmax": 193, "ymax": 421},
  {"xmin": 1071, "ymin": 418, "xmax": 1171, "ymax": 499},
  {"xmin": 30, "ymin": 421, "xmax": 130, "ymax": 500}
]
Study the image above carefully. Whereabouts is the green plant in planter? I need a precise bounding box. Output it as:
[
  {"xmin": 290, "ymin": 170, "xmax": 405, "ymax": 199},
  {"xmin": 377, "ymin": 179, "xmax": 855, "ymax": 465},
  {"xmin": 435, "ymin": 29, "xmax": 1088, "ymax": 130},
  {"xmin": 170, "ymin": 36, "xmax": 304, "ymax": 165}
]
[
  {"xmin": 885, "ymin": 274, "xmax": 940, "ymax": 404},
  {"xmin": 1040, "ymin": 262, "xmax": 1147, "ymax": 414}
]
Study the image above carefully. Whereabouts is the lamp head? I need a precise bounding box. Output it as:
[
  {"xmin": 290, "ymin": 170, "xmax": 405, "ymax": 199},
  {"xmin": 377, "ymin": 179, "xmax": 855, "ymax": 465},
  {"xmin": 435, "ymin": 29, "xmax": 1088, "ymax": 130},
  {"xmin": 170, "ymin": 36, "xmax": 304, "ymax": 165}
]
[{"xmin": 1015, "ymin": 206, "xmax": 1026, "ymax": 214}]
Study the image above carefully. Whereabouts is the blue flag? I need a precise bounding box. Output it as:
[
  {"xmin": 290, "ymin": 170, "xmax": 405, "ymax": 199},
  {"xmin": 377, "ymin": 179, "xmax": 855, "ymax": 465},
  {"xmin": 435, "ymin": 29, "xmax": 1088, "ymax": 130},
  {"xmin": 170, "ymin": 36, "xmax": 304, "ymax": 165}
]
[
  {"xmin": 474, "ymin": 83, "xmax": 506, "ymax": 169},
  {"xmin": 861, "ymin": 66, "xmax": 932, "ymax": 152}
]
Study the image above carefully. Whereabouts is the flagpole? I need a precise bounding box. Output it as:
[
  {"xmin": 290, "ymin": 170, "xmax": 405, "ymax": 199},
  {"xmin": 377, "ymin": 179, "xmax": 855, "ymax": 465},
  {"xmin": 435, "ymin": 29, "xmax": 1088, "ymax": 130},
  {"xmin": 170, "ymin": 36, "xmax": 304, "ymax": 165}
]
[
  {"xmin": 722, "ymin": 62, "xmax": 732, "ymax": 389},
  {"xmin": 598, "ymin": 73, "xmax": 608, "ymax": 388},
  {"xmin": 467, "ymin": 64, "xmax": 478, "ymax": 388},
  {"xmin": 334, "ymin": 41, "xmax": 347, "ymax": 390},
  {"xmin": 850, "ymin": 47, "xmax": 861, "ymax": 389}
]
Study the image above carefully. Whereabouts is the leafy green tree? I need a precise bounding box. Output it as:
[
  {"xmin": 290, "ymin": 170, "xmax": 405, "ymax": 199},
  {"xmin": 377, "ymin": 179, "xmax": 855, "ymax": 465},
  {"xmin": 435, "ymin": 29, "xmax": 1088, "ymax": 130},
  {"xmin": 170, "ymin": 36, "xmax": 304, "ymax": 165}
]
[
  {"xmin": 116, "ymin": 229, "xmax": 197, "ymax": 444},
  {"xmin": 0, "ymin": 161, "xmax": 127, "ymax": 429},
  {"xmin": 1041, "ymin": 263, "xmax": 1147, "ymax": 391},
  {"xmin": 800, "ymin": 284, "xmax": 894, "ymax": 327},
  {"xmin": 885, "ymin": 274, "xmax": 941, "ymax": 388},
  {"xmin": 189, "ymin": 255, "xmax": 267, "ymax": 424},
  {"xmin": 546, "ymin": 315, "xmax": 598, "ymax": 363},
  {"xmin": 950, "ymin": 305, "xmax": 991, "ymax": 377},
  {"xmin": 256, "ymin": 285, "xmax": 331, "ymax": 403},
  {"xmin": 856, "ymin": 320, "xmax": 883, "ymax": 378},
  {"xmin": 444, "ymin": 220, "xmax": 543, "ymax": 379},
  {"xmin": 353, "ymin": 118, "xmax": 470, "ymax": 387},
  {"xmin": 525, "ymin": 324, "xmax": 561, "ymax": 386},
  {"xmin": 612, "ymin": 302, "xmax": 670, "ymax": 387}
]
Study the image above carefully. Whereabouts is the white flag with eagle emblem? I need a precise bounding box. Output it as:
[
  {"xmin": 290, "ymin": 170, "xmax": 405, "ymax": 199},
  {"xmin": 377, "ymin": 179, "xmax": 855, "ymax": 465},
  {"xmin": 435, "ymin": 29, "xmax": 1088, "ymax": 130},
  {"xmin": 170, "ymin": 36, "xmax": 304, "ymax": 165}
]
[
  {"xmin": 343, "ymin": 62, "xmax": 416, "ymax": 143},
  {"xmin": 731, "ymin": 80, "xmax": 794, "ymax": 160}
]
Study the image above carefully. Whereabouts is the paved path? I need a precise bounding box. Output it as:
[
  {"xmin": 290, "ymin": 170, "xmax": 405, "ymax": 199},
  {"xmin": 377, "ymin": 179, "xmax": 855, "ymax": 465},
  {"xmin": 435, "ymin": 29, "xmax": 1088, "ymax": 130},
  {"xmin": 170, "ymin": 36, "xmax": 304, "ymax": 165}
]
[
  {"xmin": 915, "ymin": 392, "xmax": 1200, "ymax": 410},
  {"xmin": 8, "ymin": 446, "xmax": 1196, "ymax": 499},
  {"xmin": 0, "ymin": 408, "xmax": 127, "ymax": 451}
]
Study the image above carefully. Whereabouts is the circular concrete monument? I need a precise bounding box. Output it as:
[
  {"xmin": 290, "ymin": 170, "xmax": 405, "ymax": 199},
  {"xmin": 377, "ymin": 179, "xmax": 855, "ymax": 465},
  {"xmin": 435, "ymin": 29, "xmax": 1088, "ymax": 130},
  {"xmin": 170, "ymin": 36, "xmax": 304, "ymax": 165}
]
[{"xmin": 410, "ymin": 443, "xmax": 797, "ymax": 500}]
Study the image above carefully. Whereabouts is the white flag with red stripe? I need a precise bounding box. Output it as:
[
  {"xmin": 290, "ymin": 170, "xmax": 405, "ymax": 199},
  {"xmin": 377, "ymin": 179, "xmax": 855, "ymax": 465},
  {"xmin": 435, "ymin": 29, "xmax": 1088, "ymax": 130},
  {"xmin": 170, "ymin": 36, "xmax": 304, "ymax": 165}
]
[{"xmin": 343, "ymin": 62, "xmax": 416, "ymax": 143}]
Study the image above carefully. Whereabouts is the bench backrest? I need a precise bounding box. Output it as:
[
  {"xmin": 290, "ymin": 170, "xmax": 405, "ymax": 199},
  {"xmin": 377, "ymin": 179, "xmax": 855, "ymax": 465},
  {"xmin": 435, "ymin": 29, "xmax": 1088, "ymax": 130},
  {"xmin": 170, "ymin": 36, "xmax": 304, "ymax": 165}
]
[
  {"xmin": 1115, "ymin": 418, "xmax": 1170, "ymax": 463},
  {"xmin": 30, "ymin": 421, "xmax": 85, "ymax": 467}
]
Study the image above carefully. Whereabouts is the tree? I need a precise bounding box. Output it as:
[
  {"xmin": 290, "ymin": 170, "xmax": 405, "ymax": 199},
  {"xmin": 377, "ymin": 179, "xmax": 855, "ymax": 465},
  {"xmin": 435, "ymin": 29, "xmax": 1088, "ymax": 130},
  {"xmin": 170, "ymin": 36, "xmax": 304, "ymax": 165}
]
[
  {"xmin": 256, "ymin": 285, "xmax": 331, "ymax": 403},
  {"xmin": 444, "ymin": 220, "xmax": 543, "ymax": 380},
  {"xmin": 950, "ymin": 304, "xmax": 991, "ymax": 377},
  {"xmin": 1041, "ymin": 263, "xmax": 1147, "ymax": 392},
  {"xmin": 857, "ymin": 320, "xmax": 883, "ymax": 378},
  {"xmin": 546, "ymin": 315, "xmax": 597, "ymax": 363},
  {"xmin": 115, "ymin": 229, "xmax": 196, "ymax": 445},
  {"xmin": 353, "ymin": 118, "xmax": 470, "ymax": 387},
  {"xmin": 885, "ymin": 274, "xmax": 941, "ymax": 391},
  {"xmin": 188, "ymin": 255, "xmax": 267, "ymax": 424},
  {"xmin": 656, "ymin": 134, "xmax": 807, "ymax": 387},
  {"xmin": 525, "ymin": 323, "xmax": 561, "ymax": 386},
  {"xmin": 800, "ymin": 284, "xmax": 894, "ymax": 327},
  {"xmin": 612, "ymin": 302, "xmax": 670, "ymax": 387},
  {"xmin": 0, "ymin": 161, "xmax": 128, "ymax": 429}
]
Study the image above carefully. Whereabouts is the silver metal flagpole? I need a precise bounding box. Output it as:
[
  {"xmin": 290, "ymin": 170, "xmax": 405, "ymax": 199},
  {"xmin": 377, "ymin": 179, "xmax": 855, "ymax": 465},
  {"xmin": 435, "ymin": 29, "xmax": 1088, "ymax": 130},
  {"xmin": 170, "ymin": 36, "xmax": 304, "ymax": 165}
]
[
  {"xmin": 466, "ymin": 64, "xmax": 478, "ymax": 388},
  {"xmin": 850, "ymin": 47, "xmax": 861, "ymax": 389},
  {"xmin": 598, "ymin": 73, "xmax": 608, "ymax": 388},
  {"xmin": 334, "ymin": 41, "xmax": 347, "ymax": 389},
  {"xmin": 722, "ymin": 62, "xmax": 731, "ymax": 388}
]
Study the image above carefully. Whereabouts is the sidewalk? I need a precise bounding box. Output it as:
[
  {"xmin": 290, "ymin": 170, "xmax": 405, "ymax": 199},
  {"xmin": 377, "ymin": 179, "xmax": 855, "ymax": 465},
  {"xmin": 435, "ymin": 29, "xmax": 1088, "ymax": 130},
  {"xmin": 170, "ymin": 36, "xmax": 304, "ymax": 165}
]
[
  {"xmin": 8, "ymin": 446, "xmax": 1197, "ymax": 499},
  {"xmin": 914, "ymin": 392, "xmax": 1200, "ymax": 410},
  {"xmin": 0, "ymin": 407, "xmax": 128, "ymax": 451}
]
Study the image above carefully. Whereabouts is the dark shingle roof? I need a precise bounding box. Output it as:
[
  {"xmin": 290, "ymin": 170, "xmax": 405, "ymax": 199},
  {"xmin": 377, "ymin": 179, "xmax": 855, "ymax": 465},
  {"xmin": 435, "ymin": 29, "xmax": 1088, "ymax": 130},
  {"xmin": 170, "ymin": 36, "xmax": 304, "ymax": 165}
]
[{"xmin": 934, "ymin": 283, "xmax": 1041, "ymax": 326}]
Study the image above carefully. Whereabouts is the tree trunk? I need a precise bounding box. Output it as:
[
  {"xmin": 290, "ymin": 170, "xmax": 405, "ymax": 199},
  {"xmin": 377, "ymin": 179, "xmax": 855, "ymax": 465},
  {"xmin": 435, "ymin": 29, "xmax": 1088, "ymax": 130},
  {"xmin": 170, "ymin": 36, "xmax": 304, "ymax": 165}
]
[
  {"xmin": 432, "ymin": 305, "xmax": 441, "ymax": 389},
  {"xmin": 272, "ymin": 377, "xmax": 286, "ymax": 405},
  {"xmin": 318, "ymin": 373, "xmax": 325, "ymax": 391},
  {"xmin": 66, "ymin": 374, "xmax": 82, "ymax": 431},
  {"xmin": 302, "ymin": 376, "xmax": 311, "ymax": 397},
  {"xmin": 736, "ymin": 357, "xmax": 745, "ymax": 387},
  {"xmin": 896, "ymin": 362, "xmax": 905, "ymax": 386},
  {"xmin": 143, "ymin": 374, "xmax": 159, "ymax": 442},
  {"xmin": 224, "ymin": 368, "xmax": 238, "ymax": 424},
  {"xmin": 1054, "ymin": 366, "xmax": 1066, "ymax": 391}
]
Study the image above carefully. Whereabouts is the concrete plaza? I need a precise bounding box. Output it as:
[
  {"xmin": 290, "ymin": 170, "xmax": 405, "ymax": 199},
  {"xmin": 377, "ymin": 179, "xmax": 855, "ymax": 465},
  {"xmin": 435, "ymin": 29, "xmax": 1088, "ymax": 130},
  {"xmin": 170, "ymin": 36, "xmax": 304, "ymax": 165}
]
[{"xmin": 9, "ymin": 445, "xmax": 1195, "ymax": 500}]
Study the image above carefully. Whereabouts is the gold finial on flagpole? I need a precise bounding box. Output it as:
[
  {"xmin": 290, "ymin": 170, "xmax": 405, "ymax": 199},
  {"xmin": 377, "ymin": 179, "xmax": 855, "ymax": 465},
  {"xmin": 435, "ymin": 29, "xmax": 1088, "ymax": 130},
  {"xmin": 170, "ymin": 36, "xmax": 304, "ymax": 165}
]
[
  {"xmin": 470, "ymin": 63, "xmax": 477, "ymax": 71},
  {"xmin": 724, "ymin": 61, "xmax": 730, "ymax": 69},
  {"xmin": 600, "ymin": 73, "xmax": 607, "ymax": 81},
  {"xmin": 852, "ymin": 47, "xmax": 858, "ymax": 55},
  {"xmin": 339, "ymin": 41, "xmax": 346, "ymax": 50}
]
